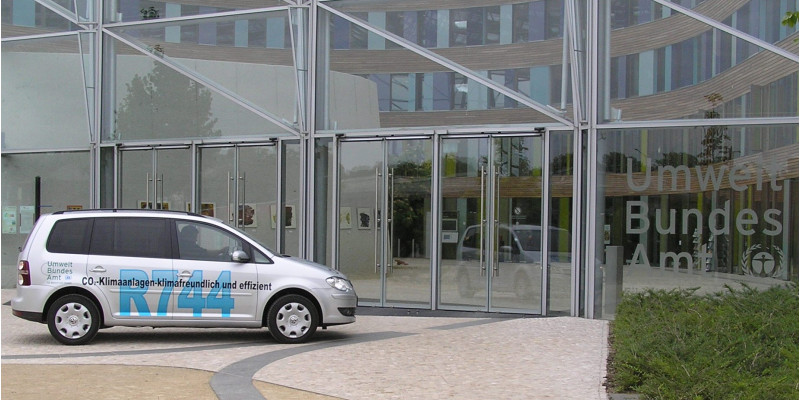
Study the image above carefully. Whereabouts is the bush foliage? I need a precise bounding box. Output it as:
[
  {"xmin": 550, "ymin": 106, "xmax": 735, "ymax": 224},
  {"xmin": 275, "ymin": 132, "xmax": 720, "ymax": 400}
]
[{"xmin": 607, "ymin": 284, "xmax": 799, "ymax": 399}]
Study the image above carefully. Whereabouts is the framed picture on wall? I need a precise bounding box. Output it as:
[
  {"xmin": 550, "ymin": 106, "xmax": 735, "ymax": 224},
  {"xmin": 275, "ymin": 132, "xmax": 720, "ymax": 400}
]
[
  {"xmin": 340, "ymin": 207, "xmax": 352, "ymax": 229},
  {"xmin": 239, "ymin": 204, "xmax": 257, "ymax": 227},
  {"xmin": 270, "ymin": 204, "xmax": 277, "ymax": 229},
  {"xmin": 140, "ymin": 201, "xmax": 169, "ymax": 210},
  {"xmin": 357, "ymin": 208, "xmax": 371, "ymax": 230},
  {"xmin": 285, "ymin": 205, "xmax": 296, "ymax": 229}
]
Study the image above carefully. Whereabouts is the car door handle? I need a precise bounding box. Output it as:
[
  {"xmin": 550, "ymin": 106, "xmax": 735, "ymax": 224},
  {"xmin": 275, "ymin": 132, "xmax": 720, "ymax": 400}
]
[
  {"xmin": 178, "ymin": 271, "xmax": 193, "ymax": 278},
  {"xmin": 90, "ymin": 266, "xmax": 106, "ymax": 273}
]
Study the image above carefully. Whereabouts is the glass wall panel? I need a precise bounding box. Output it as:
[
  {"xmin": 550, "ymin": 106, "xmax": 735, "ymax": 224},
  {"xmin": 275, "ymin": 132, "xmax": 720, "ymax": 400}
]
[
  {"xmin": 593, "ymin": 124, "xmax": 798, "ymax": 319},
  {"xmin": 660, "ymin": 0, "xmax": 798, "ymax": 45},
  {"xmin": 1, "ymin": 0, "xmax": 84, "ymax": 38},
  {"xmin": 598, "ymin": 0, "xmax": 799, "ymax": 123},
  {"xmin": 105, "ymin": 0, "xmax": 286, "ymax": 23},
  {"xmin": 107, "ymin": 11, "xmax": 299, "ymax": 134},
  {"xmin": 317, "ymin": 4, "xmax": 571, "ymax": 131},
  {"xmin": 1, "ymin": 151, "xmax": 90, "ymax": 288},
  {"xmin": 2, "ymin": 36, "xmax": 91, "ymax": 150},
  {"xmin": 282, "ymin": 140, "xmax": 302, "ymax": 257},
  {"xmin": 103, "ymin": 34, "xmax": 294, "ymax": 142},
  {"xmin": 548, "ymin": 130, "xmax": 575, "ymax": 315},
  {"xmin": 314, "ymin": 137, "xmax": 334, "ymax": 265}
]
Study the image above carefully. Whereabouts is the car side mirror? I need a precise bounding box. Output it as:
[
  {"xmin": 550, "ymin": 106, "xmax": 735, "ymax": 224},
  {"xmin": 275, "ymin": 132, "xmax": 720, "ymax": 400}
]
[{"xmin": 231, "ymin": 250, "xmax": 250, "ymax": 263}]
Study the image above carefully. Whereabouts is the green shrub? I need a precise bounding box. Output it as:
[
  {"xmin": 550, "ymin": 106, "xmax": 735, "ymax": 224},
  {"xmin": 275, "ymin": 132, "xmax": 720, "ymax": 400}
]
[{"xmin": 607, "ymin": 284, "xmax": 799, "ymax": 399}]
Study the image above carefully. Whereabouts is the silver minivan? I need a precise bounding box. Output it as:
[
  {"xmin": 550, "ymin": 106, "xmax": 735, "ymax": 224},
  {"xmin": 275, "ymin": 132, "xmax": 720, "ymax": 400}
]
[{"xmin": 11, "ymin": 209, "xmax": 357, "ymax": 345}]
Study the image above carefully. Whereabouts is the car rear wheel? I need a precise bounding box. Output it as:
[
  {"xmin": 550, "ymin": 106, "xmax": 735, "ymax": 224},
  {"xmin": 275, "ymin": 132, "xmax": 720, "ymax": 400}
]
[
  {"xmin": 267, "ymin": 294, "xmax": 318, "ymax": 344},
  {"xmin": 47, "ymin": 294, "xmax": 100, "ymax": 345}
]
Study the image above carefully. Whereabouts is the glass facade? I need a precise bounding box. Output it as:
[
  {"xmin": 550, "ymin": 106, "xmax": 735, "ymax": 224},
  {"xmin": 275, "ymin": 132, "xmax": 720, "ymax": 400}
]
[{"xmin": 2, "ymin": 0, "xmax": 797, "ymax": 319}]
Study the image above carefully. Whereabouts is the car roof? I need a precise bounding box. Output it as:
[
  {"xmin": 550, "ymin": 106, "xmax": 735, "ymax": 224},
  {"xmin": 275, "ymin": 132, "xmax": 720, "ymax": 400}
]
[{"xmin": 50, "ymin": 209, "xmax": 209, "ymax": 219}]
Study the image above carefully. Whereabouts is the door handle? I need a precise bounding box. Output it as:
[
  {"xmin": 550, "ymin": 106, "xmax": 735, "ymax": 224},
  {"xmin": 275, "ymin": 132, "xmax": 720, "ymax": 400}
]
[
  {"xmin": 479, "ymin": 165, "xmax": 486, "ymax": 277},
  {"xmin": 90, "ymin": 266, "xmax": 106, "ymax": 273},
  {"xmin": 146, "ymin": 172, "xmax": 152, "ymax": 209},
  {"xmin": 178, "ymin": 271, "xmax": 193, "ymax": 278},
  {"xmin": 374, "ymin": 168, "xmax": 382, "ymax": 274},
  {"xmin": 227, "ymin": 172, "xmax": 233, "ymax": 223},
  {"xmin": 239, "ymin": 171, "xmax": 246, "ymax": 229},
  {"xmin": 493, "ymin": 168, "xmax": 501, "ymax": 278}
]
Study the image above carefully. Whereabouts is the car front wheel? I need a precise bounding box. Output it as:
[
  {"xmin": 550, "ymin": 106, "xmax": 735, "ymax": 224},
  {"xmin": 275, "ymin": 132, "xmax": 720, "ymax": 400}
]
[
  {"xmin": 47, "ymin": 294, "xmax": 100, "ymax": 345},
  {"xmin": 267, "ymin": 294, "xmax": 319, "ymax": 344}
]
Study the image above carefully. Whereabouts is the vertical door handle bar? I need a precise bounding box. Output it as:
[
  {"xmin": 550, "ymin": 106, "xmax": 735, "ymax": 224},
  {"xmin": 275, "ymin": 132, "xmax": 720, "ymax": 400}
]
[
  {"xmin": 479, "ymin": 165, "xmax": 486, "ymax": 277},
  {"xmin": 494, "ymin": 168, "xmax": 501, "ymax": 277},
  {"xmin": 374, "ymin": 168, "xmax": 380, "ymax": 274},
  {"xmin": 388, "ymin": 168, "xmax": 394, "ymax": 274},
  {"xmin": 240, "ymin": 172, "xmax": 246, "ymax": 229},
  {"xmin": 227, "ymin": 172, "xmax": 233, "ymax": 223},
  {"xmin": 158, "ymin": 174, "xmax": 164, "ymax": 210},
  {"xmin": 146, "ymin": 173, "xmax": 151, "ymax": 209}
]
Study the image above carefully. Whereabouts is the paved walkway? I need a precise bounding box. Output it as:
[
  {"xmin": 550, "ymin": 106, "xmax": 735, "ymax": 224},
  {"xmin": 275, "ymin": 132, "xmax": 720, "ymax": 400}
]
[{"xmin": 1, "ymin": 289, "xmax": 609, "ymax": 399}]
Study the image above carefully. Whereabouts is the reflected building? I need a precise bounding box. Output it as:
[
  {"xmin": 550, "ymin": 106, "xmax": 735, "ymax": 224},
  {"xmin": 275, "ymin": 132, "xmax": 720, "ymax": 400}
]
[{"xmin": 2, "ymin": 0, "xmax": 797, "ymax": 318}]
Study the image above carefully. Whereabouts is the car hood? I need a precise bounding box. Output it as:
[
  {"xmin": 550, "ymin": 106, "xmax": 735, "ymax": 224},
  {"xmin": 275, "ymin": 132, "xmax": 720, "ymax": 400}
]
[{"xmin": 279, "ymin": 255, "xmax": 347, "ymax": 277}]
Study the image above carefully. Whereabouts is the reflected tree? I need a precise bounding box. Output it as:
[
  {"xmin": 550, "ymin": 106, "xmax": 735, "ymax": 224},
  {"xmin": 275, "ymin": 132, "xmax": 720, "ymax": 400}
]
[
  {"xmin": 114, "ymin": 62, "xmax": 220, "ymax": 140},
  {"xmin": 698, "ymin": 93, "xmax": 731, "ymax": 165}
]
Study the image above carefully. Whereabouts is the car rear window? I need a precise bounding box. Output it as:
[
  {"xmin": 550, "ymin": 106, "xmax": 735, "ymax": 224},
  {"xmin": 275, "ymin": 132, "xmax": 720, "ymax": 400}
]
[
  {"xmin": 90, "ymin": 217, "xmax": 171, "ymax": 259},
  {"xmin": 46, "ymin": 218, "xmax": 93, "ymax": 254}
]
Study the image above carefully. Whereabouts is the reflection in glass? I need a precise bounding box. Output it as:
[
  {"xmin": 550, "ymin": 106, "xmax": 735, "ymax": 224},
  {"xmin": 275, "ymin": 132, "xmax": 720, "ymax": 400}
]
[
  {"xmin": 594, "ymin": 125, "xmax": 798, "ymax": 319},
  {"xmin": 317, "ymin": 4, "xmax": 570, "ymax": 131},
  {"xmin": 1, "ymin": 152, "xmax": 90, "ymax": 285},
  {"xmin": 105, "ymin": 35, "xmax": 293, "ymax": 141},
  {"xmin": 105, "ymin": 0, "xmax": 286, "ymax": 23},
  {"xmin": 598, "ymin": 3, "xmax": 799, "ymax": 122},
  {"xmin": 2, "ymin": 36, "xmax": 91, "ymax": 150},
  {"xmin": 385, "ymin": 139, "xmax": 432, "ymax": 307},
  {"xmin": 1, "ymin": 1, "xmax": 84, "ymax": 38},
  {"xmin": 119, "ymin": 148, "xmax": 191, "ymax": 212}
]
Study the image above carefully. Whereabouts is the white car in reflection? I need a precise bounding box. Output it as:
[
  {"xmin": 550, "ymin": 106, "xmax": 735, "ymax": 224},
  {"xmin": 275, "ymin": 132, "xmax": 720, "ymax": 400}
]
[{"xmin": 455, "ymin": 224, "xmax": 571, "ymax": 298}]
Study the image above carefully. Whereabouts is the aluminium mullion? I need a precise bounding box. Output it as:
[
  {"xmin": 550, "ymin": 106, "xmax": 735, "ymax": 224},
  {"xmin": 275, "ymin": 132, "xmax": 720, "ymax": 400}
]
[
  {"xmin": 1, "ymin": 30, "xmax": 79, "ymax": 42},
  {"xmin": 585, "ymin": 0, "xmax": 600, "ymax": 319},
  {"xmin": 600, "ymin": 117, "xmax": 800, "ymax": 130}
]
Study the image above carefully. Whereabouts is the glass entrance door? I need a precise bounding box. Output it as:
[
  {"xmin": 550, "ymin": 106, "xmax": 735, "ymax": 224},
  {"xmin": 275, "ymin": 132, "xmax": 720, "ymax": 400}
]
[
  {"xmin": 198, "ymin": 144, "xmax": 278, "ymax": 250},
  {"xmin": 119, "ymin": 146, "xmax": 191, "ymax": 211},
  {"xmin": 336, "ymin": 138, "xmax": 432, "ymax": 307},
  {"xmin": 439, "ymin": 135, "xmax": 545, "ymax": 313}
]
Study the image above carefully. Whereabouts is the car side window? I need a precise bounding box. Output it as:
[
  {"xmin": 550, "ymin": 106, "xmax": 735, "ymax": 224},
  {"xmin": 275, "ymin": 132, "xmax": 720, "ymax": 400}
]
[
  {"xmin": 462, "ymin": 227, "xmax": 480, "ymax": 248},
  {"xmin": 176, "ymin": 221, "xmax": 243, "ymax": 262},
  {"xmin": 90, "ymin": 217, "xmax": 171, "ymax": 258},
  {"xmin": 47, "ymin": 218, "xmax": 92, "ymax": 254}
]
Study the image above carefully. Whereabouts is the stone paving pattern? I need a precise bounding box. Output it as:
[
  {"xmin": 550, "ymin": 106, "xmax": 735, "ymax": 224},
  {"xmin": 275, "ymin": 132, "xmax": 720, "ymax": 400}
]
[{"xmin": 1, "ymin": 289, "xmax": 609, "ymax": 399}]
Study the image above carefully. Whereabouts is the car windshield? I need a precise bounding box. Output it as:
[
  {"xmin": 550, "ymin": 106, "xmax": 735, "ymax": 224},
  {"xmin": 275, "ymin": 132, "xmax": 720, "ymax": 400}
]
[{"xmin": 515, "ymin": 229, "xmax": 541, "ymax": 252}]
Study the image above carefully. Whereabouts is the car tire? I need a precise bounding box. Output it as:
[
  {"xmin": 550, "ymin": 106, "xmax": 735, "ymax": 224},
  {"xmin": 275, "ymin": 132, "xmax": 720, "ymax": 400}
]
[
  {"xmin": 267, "ymin": 294, "xmax": 318, "ymax": 344},
  {"xmin": 47, "ymin": 294, "xmax": 101, "ymax": 345}
]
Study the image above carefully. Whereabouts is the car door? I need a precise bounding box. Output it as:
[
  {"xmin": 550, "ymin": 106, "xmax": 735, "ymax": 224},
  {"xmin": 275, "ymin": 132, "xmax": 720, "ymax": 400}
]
[
  {"xmin": 86, "ymin": 217, "xmax": 175, "ymax": 319},
  {"xmin": 172, "ymin": 220, "xmax": 260, "ymax": 321}
]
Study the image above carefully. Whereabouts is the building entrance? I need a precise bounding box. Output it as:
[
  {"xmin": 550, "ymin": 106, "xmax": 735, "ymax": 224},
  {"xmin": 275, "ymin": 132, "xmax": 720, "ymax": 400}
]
[
  {"xmin": 439, "ymin": 134, "xmax": 549, "ymax": 313},
  {"xmin": 335, "ymin": 137, "xmax": 433, "ymax": 308},
  {"xmin": 119, "ymin": 146, "xmax": 192, "ymax": 212},
  {"xmin": 198, "ymin": 143, "xmax": 278, "ymax": 250}
]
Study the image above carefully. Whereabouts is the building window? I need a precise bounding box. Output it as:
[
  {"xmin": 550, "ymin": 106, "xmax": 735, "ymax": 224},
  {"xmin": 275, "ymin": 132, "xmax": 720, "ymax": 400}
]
[{"xmin": 391, "ymin": 74, "xmax": 410, "ymax": 111}]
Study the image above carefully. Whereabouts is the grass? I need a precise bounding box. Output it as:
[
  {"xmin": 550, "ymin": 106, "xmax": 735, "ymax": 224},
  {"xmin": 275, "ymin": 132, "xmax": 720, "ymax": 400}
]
[{"xmin": 606, "ymin": 284, "xmax": 799, "ymax": 399}]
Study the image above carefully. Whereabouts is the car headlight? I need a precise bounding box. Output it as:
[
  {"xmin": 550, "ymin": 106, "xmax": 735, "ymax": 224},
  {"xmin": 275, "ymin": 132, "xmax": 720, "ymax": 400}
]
[{"xmin": 326, "ymin": 276, "xmax": 353, "ymax": 292}]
